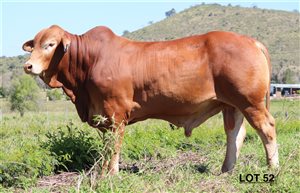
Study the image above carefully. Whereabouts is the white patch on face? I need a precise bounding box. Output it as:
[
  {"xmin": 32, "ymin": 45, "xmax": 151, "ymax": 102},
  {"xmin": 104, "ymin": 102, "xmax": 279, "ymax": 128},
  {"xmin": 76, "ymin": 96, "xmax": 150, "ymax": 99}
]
[{"xmin": 31, "ymin": 63, "xmax": 44, "ymax": 75}]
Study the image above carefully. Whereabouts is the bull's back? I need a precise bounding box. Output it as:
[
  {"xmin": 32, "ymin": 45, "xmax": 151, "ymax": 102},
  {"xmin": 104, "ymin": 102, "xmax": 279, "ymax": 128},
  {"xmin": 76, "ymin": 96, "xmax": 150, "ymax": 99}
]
[
  {"xmin": 130, "ymin": 34, "xmax": 216, "ymax": 105},
  {"xmin": 123, "ymin": 31, "xmax": 269, "ymax": 118}
]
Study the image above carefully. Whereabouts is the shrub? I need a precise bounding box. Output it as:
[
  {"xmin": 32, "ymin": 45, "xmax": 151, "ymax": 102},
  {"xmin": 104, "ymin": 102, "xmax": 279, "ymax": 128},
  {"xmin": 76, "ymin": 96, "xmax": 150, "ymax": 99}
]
[
  {"xmin": 0, "ymin": 121, "xmax": 103, "ymax": 188},
  {"xmin": 165, "ymin": 8, "xmax": 176, "ymax": 17},
  {"xmin": 41, "ymin": 122, "xmax": 103, "ymax": 172},
  {"xmin": 9, "ymin": 75, "xmax": 40, "ymax": 116},
  {"xmin": 46, "ymin": 89, "xmax": 63, "ymax": 101},
  {"xmin": 0, "ymin": 144, "xmax": 54, "ymax": 188},
  {"xmin": 0, "ymin": 87, "xmax": 8, "ymax": 98}
]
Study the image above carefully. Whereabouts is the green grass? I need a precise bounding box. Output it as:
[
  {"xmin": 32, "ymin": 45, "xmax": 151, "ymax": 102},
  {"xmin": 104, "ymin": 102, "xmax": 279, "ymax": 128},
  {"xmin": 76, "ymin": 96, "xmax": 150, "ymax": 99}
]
[{"xmin": 0, "ymin": 99, "xmax": 299, "ymax": 192}]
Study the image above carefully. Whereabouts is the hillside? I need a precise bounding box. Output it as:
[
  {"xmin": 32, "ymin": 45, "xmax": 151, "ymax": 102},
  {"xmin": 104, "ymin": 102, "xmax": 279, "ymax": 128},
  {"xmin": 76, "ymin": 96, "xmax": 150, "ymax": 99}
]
[
  {"xmin": 1, "ymin": 4, "xmax": 299, "ymax": 86},
  {"xmin": 125, "ymin": 4, "xmax": 300, "ymax": 83}
]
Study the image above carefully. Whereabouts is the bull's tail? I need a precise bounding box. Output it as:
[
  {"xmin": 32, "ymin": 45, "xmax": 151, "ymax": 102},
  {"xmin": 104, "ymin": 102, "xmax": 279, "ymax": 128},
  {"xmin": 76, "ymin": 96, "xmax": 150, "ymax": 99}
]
[{"xmin": 255, "ymin": 41, "xmax": 271, "ymax": 111}]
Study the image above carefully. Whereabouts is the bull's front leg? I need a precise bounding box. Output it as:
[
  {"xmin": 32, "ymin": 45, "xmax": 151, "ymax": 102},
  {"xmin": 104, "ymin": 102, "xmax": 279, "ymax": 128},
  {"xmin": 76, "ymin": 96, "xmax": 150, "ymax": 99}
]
[
  {"xmin": 98, "ymin": 97, "xmax": 134, "ymax": 176},
  {"xmin": 100, "ymin": 120, "xmax": 125, "ymax": 177}
]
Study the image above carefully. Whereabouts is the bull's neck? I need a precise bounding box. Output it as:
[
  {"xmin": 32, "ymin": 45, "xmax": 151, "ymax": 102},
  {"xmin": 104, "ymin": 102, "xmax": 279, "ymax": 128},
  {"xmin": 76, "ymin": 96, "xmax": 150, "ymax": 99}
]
[
  {"xmin": 58, "ymin": 33, "xmax": 93, "ymax": 95},
  {"xmin": 56, "ymin": 28, "xmax": 119, "ymax": 102}
]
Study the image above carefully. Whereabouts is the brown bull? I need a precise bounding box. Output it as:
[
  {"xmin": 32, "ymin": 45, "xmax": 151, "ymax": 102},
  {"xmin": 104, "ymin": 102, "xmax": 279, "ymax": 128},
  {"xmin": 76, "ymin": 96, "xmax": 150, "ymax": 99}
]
[{"xmin": 22, "ymin": 25, "xmax": 279, "ymax": 175}]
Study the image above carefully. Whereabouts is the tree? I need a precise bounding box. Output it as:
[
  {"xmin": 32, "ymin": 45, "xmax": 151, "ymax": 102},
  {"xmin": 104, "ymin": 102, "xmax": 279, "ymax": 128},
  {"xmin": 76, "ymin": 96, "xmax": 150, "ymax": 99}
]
[
  {"xmin": 165, "ymin": 8, "xmax": 176, "ymax": 18},
  {"xmin": 122, "ymin": 30, "xmax": 130, "ymax": 36},
  {"xmin": 282, "ymin": 68, "xmax": 296, "ymax": 84},
  {"xmin": 9, "ymin": 75, "xmax": 40, "ymax": 116},
  {"xmin": 0, "ymin": 87, "xmax": 8, "ymax": 98}
]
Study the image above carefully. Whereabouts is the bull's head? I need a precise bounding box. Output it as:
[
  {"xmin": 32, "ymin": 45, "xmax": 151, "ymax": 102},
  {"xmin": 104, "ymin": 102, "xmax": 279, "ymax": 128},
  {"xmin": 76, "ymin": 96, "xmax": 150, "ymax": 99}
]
[{"xmin": 22, "ymin": 25, "xmax": 70, "ymax": 77}]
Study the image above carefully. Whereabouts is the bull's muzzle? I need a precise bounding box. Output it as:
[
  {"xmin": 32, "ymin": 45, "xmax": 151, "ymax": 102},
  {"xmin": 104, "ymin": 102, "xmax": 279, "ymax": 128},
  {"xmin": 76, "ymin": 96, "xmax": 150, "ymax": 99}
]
[{"xmin": 24, "ymin": 63, "xmax": 33, "ymax": 74}]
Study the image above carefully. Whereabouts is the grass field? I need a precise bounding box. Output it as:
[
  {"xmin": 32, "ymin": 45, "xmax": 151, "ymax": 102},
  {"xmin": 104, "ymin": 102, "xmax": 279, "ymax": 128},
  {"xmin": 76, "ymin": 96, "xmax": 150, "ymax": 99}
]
[{"xmin": 0, "ymin": 99, "xmax": 299, "ymax": 192}]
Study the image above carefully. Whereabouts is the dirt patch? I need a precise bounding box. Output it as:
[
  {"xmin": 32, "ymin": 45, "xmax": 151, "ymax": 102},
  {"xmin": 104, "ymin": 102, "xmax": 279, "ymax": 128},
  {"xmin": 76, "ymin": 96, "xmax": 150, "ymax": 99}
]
[
  {"xmin": 120, "ymin": 151, "xmax": 209, "ymax": 173},
  {"xmin": 35, "ymin": 172, "xmax": 79, "ymax": 192},
  {"xmin": 33, "ymin": 151, "xmax": 208, "ymax": 191},
  {"xmin": 197, "ymin": 177, "xmax": 237, "ymax": 193}
]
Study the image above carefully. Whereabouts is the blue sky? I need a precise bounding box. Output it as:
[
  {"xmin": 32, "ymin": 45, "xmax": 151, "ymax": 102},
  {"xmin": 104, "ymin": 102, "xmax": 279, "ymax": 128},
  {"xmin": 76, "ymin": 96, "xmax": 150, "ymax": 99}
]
[{"xmin": 1, "ymin": 0, "xmax": 299, "ymax": 57}]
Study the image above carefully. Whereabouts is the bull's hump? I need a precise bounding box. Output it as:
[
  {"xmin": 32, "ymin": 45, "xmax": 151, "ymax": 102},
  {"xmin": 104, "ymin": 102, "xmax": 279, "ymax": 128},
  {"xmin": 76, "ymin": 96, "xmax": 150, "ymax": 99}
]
[{"xmin": 85, "ymin": 26, "xmax": 115, "ymax": 37}]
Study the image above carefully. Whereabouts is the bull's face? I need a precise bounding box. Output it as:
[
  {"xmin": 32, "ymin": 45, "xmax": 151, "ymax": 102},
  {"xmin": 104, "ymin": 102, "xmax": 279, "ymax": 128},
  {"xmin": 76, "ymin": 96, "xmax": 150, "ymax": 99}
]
[{"xmin": 22, "ymin": 25, "xmax": 70, "ymax": 75}]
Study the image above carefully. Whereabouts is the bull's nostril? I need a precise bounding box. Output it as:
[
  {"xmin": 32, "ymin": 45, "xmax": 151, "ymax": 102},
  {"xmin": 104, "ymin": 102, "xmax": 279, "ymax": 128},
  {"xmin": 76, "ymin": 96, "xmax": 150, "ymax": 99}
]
[{"xmin": 24, "ymin": 63, "xmax": 33, "ymax": 73}]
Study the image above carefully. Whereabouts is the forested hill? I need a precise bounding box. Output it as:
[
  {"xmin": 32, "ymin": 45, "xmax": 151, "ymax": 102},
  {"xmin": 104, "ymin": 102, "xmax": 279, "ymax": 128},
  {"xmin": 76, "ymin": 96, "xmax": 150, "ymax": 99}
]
[
  {"xmin": 1, "ymin": 4, "xmax": 299, "ymax": 85},
  {"xmin": 125, "ymin": 4, "xmax": 300, "ymax": 84}
]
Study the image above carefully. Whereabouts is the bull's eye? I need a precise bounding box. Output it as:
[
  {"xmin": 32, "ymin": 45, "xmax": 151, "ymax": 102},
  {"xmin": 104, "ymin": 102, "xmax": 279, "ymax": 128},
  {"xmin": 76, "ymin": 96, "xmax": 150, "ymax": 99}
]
[{"xmin": 43, "ymin": 43, "xmax": 55, "ymax": 50}]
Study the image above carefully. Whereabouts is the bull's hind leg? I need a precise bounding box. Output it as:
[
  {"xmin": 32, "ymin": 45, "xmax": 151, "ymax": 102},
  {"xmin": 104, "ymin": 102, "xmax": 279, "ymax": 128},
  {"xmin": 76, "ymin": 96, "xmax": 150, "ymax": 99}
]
[
  {"xmin": 243, "ymin": 104, "xmax": 279, "ymax": 168},
  {"xmin": 222, "ymin": 107, "xmax": 246, "ymax": 172}
]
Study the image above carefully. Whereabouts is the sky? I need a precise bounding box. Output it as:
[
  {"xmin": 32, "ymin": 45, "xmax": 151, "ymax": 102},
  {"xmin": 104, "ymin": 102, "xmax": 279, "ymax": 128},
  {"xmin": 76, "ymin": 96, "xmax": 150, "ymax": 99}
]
[{"xmin": 1, "ymin": 0, "xmax": 299, "ymax": 57}]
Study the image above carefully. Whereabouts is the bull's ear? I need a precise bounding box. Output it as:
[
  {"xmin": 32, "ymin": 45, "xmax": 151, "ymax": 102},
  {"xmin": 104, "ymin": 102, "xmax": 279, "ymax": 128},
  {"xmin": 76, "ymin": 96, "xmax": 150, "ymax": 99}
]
[
  {"xmin": 62, "ymin": 33, "xmax": 71, "ymax": 52},
  {"xmin": 22, "ymin": 40, "xmax": 34, "ymax": 52}
]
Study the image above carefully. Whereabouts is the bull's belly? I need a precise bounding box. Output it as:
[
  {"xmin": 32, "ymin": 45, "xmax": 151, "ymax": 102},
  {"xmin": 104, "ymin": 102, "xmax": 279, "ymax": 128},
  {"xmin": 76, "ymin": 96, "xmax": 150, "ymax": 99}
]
[{"xmin": 128, "ymin": 97, "xmax": 224, "ymax": 130}]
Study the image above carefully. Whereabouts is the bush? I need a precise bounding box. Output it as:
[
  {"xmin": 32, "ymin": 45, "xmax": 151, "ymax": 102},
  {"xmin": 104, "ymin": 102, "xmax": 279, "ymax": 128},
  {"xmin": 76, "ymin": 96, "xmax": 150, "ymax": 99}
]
[
  {"xmin": 0, "ymin": 122, "xmax": 103, "ymax": 188},
  {"xmin": 41, "ymin": 122, "xmax": 103, "ymax": 172},
  {"xmin": 122, "ymin": 30, "xmax": 130, "ymax": 36},
  {"xmin": 0, "ymin": 144, "xmax": 54, "ymax": 188},
  {"xmin": 165, "ymin": 8, "xmax": 176, "ymax": 17},
  {"xmin": 282, "ymin": 68, "xmax": 297, "ymax": 84},
  {"xmin": 46, "ymin": 89, "xmax": 63, "ymax": 101},
  {"xmin": 0, "ymin": 87, "xmax": 8, "ymax": 98},
  {"xmin": 9, "ymin": 75, "xmax": 40, "ymax": 116}
]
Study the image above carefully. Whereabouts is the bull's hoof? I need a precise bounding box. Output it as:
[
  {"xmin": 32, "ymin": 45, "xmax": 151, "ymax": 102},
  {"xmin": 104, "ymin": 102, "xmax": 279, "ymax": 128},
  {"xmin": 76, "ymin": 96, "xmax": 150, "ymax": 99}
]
[{"xmin": 221, "ymin": 164, "xmax": 234, "ymax": 173}]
